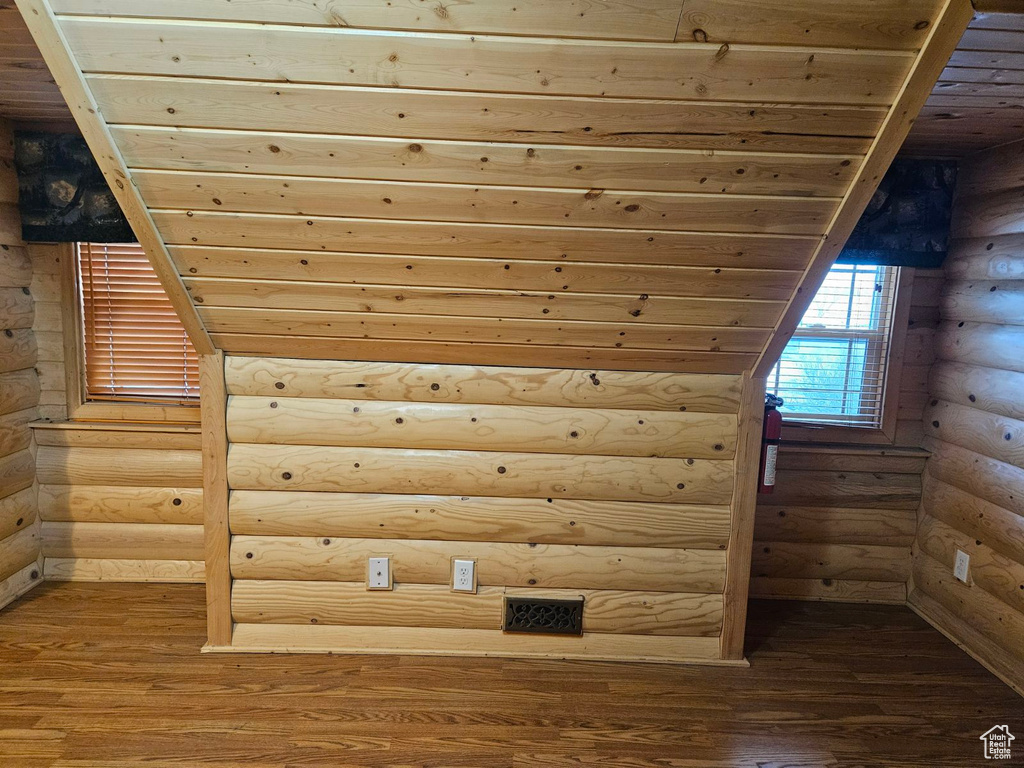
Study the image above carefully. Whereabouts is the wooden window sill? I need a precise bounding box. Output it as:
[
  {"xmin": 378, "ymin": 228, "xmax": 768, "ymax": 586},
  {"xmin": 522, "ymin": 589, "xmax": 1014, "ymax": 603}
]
[
  {"xmin": 65, "ymin": 401, "xmax": 200, "ymax": 425},
  {"xmin": 776, "ymin": 440, "xmax": 930, "ymax": 458},
  {"xmin": 31, "ymin": 420, "xmax": 201, "ymax": 434}
]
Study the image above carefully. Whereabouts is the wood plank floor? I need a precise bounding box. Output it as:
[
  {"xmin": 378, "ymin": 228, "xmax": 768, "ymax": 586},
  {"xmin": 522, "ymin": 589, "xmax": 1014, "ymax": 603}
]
[{"xmin": 0, "ymin": 583, "xmax": 1019, "ymax": 767}]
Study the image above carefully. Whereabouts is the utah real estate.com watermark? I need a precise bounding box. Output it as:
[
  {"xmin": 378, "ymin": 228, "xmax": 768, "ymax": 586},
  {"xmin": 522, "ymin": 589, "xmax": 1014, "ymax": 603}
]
[{"xmin": 980, "ymin": 726, "xmax": 1015, "ymax": 760}]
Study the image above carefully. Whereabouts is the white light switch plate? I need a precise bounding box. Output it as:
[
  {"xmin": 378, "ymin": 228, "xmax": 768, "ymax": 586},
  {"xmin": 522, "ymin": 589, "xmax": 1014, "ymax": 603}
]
[
  {"xmin": 954, "ymin": 549, "xmax": 970, "ymax": 583},
  {"xmin": 452, "ymin": 558, "xmax": 476, "ymax": 593},
  {"xmin": 368, "ymin": 556, "xmax": 392, "ymax": 590}
]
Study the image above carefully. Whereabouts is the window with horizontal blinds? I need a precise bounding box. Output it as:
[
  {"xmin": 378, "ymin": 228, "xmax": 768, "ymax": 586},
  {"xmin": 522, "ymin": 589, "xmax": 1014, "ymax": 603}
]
[
  {"xmin": 768, "ymin": 263, "xmax": 900, "ymax": 429},
  {"xmin": 78, "ymin": 242, "xmax": 199, "ymax": 403}
]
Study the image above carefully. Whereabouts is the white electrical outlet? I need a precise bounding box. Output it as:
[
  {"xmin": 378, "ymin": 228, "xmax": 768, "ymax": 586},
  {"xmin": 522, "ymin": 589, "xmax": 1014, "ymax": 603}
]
[
  {"xmin": 367, "ymin": 556, "xmax": 392, "ymax": 590},
  {"xmin": 954, "ymin": 549, "xmax": 970, "ymax": 583},
  {"xmin": 452, "ymin": 558, "xmax": 476, "ymax": 593}
]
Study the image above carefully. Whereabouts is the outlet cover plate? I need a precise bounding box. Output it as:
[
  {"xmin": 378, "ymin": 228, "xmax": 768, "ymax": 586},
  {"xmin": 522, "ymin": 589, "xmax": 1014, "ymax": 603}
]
[
  {"xmin": 368, "ymin": 556, "xmax": 393, "ymax": 590},
  {"xmin": 954, "ymin": 549, "xmax": 970, "ymax": 583},
  {"xmin": 451, "ymin": 558, "xmax": 477, "ymax": 593}
]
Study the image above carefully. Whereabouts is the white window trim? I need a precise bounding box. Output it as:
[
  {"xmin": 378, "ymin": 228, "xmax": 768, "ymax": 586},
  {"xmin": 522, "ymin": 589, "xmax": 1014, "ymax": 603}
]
[{"xmin": 774, "ymin": 266, "xmax": 913, "ymax": 446}]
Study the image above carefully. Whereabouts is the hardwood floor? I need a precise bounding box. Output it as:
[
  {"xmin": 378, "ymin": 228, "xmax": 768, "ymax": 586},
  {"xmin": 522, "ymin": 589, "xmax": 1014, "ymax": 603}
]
[{"xmin": 0, "ymin": 583, "xmax": 1019, "ymax": 767}]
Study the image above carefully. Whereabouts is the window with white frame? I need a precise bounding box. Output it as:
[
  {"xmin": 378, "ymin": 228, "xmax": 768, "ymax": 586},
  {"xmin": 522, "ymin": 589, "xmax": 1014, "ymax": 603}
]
[{"xmin": 767, "ymin": 263, "xmax": 901, "ymax": 429}]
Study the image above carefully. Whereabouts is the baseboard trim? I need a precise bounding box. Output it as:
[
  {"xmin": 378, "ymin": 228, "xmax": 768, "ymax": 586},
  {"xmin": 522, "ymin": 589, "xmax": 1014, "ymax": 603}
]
[
  {"xmin": 908, "ymin": 588, "xmax": 1023, "ymax": 698},
  {"xmin": 0, "ymin": 559, "xmax": 44, "ymax": 611},
  {"xmin": 208, "ymin": 623, "xmax": 751, "ymax": 666},
  {"xmin": 43, "ymin": 558, "xmax": 205, "ymax": 583},
  {"xmin": 750, "ymin": 577, "xmax": 906, "ymax": 605}
]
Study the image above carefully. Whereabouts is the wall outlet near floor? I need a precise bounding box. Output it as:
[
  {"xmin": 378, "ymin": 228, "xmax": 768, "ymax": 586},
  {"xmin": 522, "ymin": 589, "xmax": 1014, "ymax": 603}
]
[
  {"xmin": 367, "ymin": 556, "xmax": 392, "ymax": 590},
  {"xmin": 452, "ymin": 558, "xmax": 477, "ymax": 593},
  {"xmin": 954, "ymin": 549, "xmax": 970, "ymax": 583}
]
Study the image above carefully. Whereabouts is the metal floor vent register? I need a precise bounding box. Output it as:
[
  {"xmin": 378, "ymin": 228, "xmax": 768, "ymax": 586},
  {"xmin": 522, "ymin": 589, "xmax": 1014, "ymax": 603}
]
[{"xmin": 502, "ymin": 596, "xmax": 584, "ymax": 635}]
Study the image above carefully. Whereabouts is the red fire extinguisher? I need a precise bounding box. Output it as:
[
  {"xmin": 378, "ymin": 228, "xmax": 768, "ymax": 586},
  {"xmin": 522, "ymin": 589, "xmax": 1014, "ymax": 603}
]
[{"xmin": 759, "ymin": 394, "xmax": 784, "ymax": 494}]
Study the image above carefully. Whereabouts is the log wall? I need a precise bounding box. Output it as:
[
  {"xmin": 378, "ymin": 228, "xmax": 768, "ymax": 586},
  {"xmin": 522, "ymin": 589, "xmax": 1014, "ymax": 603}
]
[
  {"xmin": 23, "ymin": 241, "xmax": 940, "ymax": 607},
  {"xmin": 34, "ymin": 424, "xmax": 205, "ymax": 582},
  {"xmin": 13, "ymin": 190, "xmax": 942, "ymax": 616},
  {"xmin": 751, "ymin": 445, "xmax": 924, "ymax": 605},
  {"xmin": 0, "ymin": 119, "xmax": 43, "ymax": 609},
  {"xmin": 749, "ymin": 267, "xmax": 939, "ymax": 605},
  {"xmin": 28, "ymin": 243, "xmax": 205, "ymax": 583},
  {"xmin": 218, "ymin": 355, "xmax": 759, "ymax": 662},
  {"xmin": 911, "ymin": 138, "xmax": 1024, "ymax": 696}
]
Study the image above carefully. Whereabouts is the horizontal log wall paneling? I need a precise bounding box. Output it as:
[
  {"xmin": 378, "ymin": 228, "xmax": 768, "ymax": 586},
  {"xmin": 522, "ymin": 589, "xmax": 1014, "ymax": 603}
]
[
  {"xmin": 18, "ymin": 0, "xmax": 965, "ymax": 372},
  {"xmin": 750, "ymin": 445, "xmax": 924, "ymax": 605},
  {"xmin": 0, "ymin": 119, "xmax": 43, "ymax": 610},
  {"xmin": 224, "ymin": 356, "xmax": 743, "ymax": 412},
  {"xmin": 231, "ymin": 582, "xmax": 724, "ymax": 636},
  {"xmin": 228, "ymin": 491, "xmax": 730, "ymax": 550},
  {"xmin": 227, "ymin": 397, "xmax": 737, "ymax": 458},
  {"xmin": 230, "ymin": 536, "xmax": 727, "ymax": 593},
  {"xmin": 34, "ymin": 424, "xmax": 205, "ymax": 584},
  {"xmin": 26, "ymin": 241, "xmax": 206, "ymax": 584},
  {"xmin": 910, "ymin": 137, "xmax": 1024, "ymax": 696},
  {"xmin": 222, "ymin": 355, "xmax": 746, "ymax": 661}
]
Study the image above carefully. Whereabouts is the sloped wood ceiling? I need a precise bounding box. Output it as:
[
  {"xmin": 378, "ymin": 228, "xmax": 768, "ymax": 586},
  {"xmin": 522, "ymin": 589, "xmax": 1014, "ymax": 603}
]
[
  {"xmin": 0, "ymin": 2, "xmax": 68, "ymax": 122},
  {"xmin": 16, "ymin": 0, "xmax": 970, "ymax": 373},
  {"xmin": 903, "ymin": 8, "xmax": 1024, "ymax": 157}
]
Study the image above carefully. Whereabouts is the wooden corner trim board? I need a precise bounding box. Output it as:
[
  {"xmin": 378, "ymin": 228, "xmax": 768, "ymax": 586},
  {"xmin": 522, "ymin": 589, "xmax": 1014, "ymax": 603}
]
[
  {"xmin": 754, "ymin": 0, "xmax": 974, "ymax": 377},
  {"xmin": 720, "ymin": 373, "xmax": 766, "ymax": 660},
  {"xmin": 13, "ymin": 0, "xmax": 214, "ymax": 355},
  {"xmin": 877, "ymin": 267, "xmax": 915, "ymax": 444},
  {"xmin": 200, "ymin": 351, "xmax": 231, "ymax": 646}
]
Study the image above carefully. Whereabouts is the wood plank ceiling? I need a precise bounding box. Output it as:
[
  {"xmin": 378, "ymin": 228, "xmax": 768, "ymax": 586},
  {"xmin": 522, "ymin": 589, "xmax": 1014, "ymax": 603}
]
[
  {"xmin": 0, "ymin": 2, "xmax": 69, "ymax": 122},
  {"xmin": 14, "ymin": 0, "xmax": 970, "ymax": 373},
  {"xmin": 903, "ymin": 7, "xmax": 1024, "ymax": 157}
]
